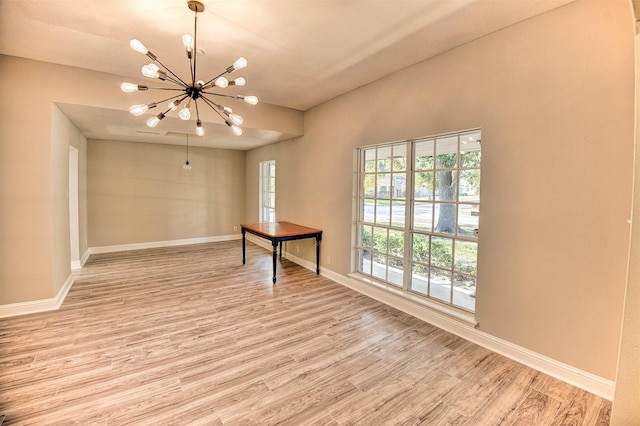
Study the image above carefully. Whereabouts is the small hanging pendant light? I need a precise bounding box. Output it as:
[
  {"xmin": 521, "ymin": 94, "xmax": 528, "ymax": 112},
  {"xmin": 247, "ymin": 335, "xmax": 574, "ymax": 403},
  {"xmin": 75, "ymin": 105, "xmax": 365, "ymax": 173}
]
[{"xmin": 184, "ymin": 133, "xmax": 192, "ymax": 171}]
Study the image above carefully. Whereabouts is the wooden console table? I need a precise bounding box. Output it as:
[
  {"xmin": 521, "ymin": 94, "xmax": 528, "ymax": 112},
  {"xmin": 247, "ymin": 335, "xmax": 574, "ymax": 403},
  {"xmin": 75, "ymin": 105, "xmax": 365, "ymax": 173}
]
[{"xmin": 241, "ymin": 221, "xmax": 323, "ymax": 284}]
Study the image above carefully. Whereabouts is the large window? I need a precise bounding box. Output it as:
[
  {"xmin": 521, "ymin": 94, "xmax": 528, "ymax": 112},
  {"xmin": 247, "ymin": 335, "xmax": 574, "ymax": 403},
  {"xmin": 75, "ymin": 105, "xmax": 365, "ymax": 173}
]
[
  {"xmin": 356, "ymin": 130, "xmax": 481, "ymax": 312},
  {"xmin": 259, "ymin": 160, "xmax": 276, "ymax": 222}
]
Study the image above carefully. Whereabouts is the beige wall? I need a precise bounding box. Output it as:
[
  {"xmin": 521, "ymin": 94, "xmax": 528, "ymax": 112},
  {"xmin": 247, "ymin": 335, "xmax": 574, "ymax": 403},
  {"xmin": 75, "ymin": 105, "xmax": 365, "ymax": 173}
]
[
  {"xmin": 611, "ymin": 4, "xmax": 640, "ymax": 421},
  {"xmin": 88, "ymin": 140, "xmax": 246, "ymax": 247},
  {"xmin": 245, "ymin": 0, "xmax": 635, "ymax": 381},
  {"xmin": 0, "ymin": 56, "xmax": 142, "ymax": 304},
  {"xmin": 1, "ymin": 57, "xmax": 53, "ymax": 303},
  {"xmin": 0, "ymin": 68, "xmax": 90, "ymax": 304},
  {"xmin": 0, "ymin": 53, "xmax": 299, "ymax": 305}
]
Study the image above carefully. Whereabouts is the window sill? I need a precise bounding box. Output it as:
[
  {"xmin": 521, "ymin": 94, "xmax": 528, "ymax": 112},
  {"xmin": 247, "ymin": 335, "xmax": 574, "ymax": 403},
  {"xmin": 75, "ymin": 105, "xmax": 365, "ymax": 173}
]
[{"xmin": 346, "ymin": 272, "xmax": 477, "ymax": 327}]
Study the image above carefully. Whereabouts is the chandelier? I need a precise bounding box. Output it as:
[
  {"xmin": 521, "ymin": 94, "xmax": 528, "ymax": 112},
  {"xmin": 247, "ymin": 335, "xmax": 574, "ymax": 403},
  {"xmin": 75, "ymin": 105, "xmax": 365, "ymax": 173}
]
[{"xmin": 120, "ymin": 0, "xmax": 258, "ymax": 137}]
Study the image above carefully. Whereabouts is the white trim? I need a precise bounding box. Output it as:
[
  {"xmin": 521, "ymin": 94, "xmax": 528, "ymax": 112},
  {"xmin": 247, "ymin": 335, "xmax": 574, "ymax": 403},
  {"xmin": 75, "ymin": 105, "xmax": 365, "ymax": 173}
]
[
  {"xmin": 324, "ymin": 269, "xmax": 615, "ymax": 400},
  {"xmin": 1, "ymin": 236, "xmax": 242, "ymax": 317},
  {"xmin": 2, "ymin": 242, "xmax": 616, "ymax": 399},
  {"xmin": 247, "ymin": 238, "xmax": 319, "ymax": 272},
  {"xmin": 251, "ymin": 243, "xmax": 615, "ymax": 401},
  {"xmin": 259, "ymin": 242, "xmax": 615, "ymax": 400},
  {"xmin": 69, "ymin": 146, "xmax": 80, "ymax": 269},
  {"xmin": 72, "ymin": 249, "xmax": 90, "ymax": 272},
  {"xmin": 89, "ymin": 234, "xmax": 241, "ymax": 254},
  {"xmin": 283, "ymin": 251, "xmax": 316, "ymax": 272},
  {"xmin": 245, "ymin": 234, "xmax": 274, "ymax": 251},
  {"xmin": 0, "ymin": 274, "xmax": 74, "ymax": 318},
  {"xmin": 80, "ymin": 249, "xmax": 90, "ymax": 266}
]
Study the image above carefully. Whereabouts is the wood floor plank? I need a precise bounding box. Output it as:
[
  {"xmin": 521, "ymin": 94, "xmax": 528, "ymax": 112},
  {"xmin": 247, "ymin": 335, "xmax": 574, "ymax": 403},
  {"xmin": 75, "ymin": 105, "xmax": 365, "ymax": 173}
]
[{"xmin": 0, "ymin": 241, "xmax": 612, "ymax": 424}]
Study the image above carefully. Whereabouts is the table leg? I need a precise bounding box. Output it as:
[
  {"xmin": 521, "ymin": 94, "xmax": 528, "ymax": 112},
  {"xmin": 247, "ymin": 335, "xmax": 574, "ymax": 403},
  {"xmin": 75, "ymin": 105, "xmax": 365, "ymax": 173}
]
[
  {"xmin": 279, "ymin": 241, "xmax": 283, "ymax": 259},
  {"xmin": 316, "ymin": 236, "xmax": 321, "ymax": 275},
  {"xmin": 242, "ymin": 228, "xmax": 246, "ymax": 264},
  {"xmin": 272, "ymin": 239, "xmax": 278, "ymax": 284}
]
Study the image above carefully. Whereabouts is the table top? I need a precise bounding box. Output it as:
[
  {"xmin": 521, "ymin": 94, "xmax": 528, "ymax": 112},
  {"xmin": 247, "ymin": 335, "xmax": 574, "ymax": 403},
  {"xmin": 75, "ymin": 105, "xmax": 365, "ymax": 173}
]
[{"xmin": 241, "ymin": 221, "xmax": 322, "ymax": 238}]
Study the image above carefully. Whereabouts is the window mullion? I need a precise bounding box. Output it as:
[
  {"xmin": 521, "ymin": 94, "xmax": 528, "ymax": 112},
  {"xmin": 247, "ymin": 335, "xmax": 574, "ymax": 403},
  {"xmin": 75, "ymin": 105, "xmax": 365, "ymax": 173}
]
[{"xmin": 403, "ymin": 140, "xmax": 414, "ymax": 291}]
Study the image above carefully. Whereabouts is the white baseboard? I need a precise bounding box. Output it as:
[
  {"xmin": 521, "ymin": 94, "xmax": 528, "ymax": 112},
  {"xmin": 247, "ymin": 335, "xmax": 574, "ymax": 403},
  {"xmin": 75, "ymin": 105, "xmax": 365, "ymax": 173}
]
[
  {"xmin": 264, "ymin": 245, "xmax": 615, "ymax": 401},
  {"xmin": 81, "ymin": 249, "xmax": 90, "ymax": 266},
  {"xmin": 2, "ymin": 240, "xmax": 616, "ymax": 400},
  {"xmin": 245, "ymin": 234, "xmax": 275, "ymax": 251},
  {"xmin": 71, "ymin": 249, "xmax": 90, "ymax": 272},
  {"xmin": 0, "ymin": 274, "xmax": 74, "ymax": 318},
  {"xmin": 332, "ymin": 271, "xmax": 614, "ymax": 400},
  {"xmin": 89, "ymin": 234, "xmax": 241, "ymax": 254},
  {"xmin": 1, "ymin": 235, "xmax": 241, "ymax": 318}
]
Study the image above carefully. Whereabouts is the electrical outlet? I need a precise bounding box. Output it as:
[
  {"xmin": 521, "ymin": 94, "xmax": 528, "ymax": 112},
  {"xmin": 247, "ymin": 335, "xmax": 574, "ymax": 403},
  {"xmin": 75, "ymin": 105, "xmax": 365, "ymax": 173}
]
[
  {"xmin": 327, "ymin": 255, "xmax": 331, "ymax": 265},
  {"xmin": 296, "ymin": 245, "xmax": 300, "ymax": 253},
  {"xmin": 233, "ymin": 225, "xmax": 238, "ymax": 232}
]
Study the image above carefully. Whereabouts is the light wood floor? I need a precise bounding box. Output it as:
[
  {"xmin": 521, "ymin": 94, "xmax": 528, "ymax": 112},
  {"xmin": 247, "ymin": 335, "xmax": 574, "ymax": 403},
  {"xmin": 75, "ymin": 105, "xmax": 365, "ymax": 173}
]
[{"xmin": 0, "ymin": 241, "xmax": 611, "ymax": 425}]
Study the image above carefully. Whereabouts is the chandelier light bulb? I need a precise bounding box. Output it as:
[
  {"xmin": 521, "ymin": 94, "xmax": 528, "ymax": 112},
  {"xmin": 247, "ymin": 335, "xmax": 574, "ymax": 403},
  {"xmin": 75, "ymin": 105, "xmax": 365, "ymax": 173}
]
[
  {"xmin": 129, "ymin": 104, "xmax": 149, "ymax": 116},
  {"xmin": 178, "ymin": 105, "xmax": 191, "ymax": 120},
  {"xmin": 243, "ymin": 95, "xmax": 258, "ymax": 105},
  {"xmin": 168, "ymin": 99, "xmax": 181, "ymax": 111},
  {"xmin": 196, "ymin": 120, "xmax": 205, "ymax": 136},
  {"xmin": 141, "ymin": 63, "xmax": 159, "ymax": 78},
  {"xmin": 231, "ymin": 124, "xmax": 243, "ymax": 136},
  {"xmin": 230, "ymin": 77, "xmax": 245, "ymax": 86},
  {"xmin": 146, "ymin": 116, "xmax": 160, "ymax": 128},
  {"xmin": 182, "ymin": 34, "xmax": 194, "ymax": 51},
  {"xmin": 235, "ymin": 95, "xmax": 258, "ymax": 104},
  {"xmin": 232, "ymin": 57, "xmax": 248, "ymax": 71},
  {"xmin": 215, "ymin": 77, "xmax": 229, "ymax": 88},
  {"xmin": 146, "ymin": 113, "xmax": 165, "ymax": 128},
  {"xmin": 121, "ymin": 82, "xmax": 144, "ymax": 92},
  {"xmin": 231, "ymin": 125, "xmax": 243, "ymax": 136},
  {"xmin": 183, "ymin": 160, "xmax": 192, "ymax": 171},
  {"xmin": 229, "ymin": 113, "xmax": 243, "ymax": 126},
  {"xmin": 130, "ymin": 39, "xmax": 148, "ymax": 55}
]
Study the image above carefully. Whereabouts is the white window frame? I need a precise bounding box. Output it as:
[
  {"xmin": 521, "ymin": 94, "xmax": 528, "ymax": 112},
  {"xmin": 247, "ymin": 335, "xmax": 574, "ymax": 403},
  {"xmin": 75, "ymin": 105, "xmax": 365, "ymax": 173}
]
[
  {"xmin": 354, "ymin": 129, "xmax": 481, "ymax": 313},
  {"xmin": 259, "ymin": 160, "xmax": 276, "ymax": 223}
]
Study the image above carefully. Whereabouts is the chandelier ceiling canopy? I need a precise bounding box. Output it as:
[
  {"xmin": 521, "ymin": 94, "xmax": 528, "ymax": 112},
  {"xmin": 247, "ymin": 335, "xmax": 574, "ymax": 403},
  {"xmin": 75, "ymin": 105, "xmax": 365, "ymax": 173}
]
[{"xmin": 121, "ymin": 0, "xmax": 258, "ymax": 137}]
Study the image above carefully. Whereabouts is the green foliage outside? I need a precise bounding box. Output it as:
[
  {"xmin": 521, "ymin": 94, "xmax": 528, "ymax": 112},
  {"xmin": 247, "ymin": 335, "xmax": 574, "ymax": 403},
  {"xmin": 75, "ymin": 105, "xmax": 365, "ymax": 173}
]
[{"xmin": 362, "ymin": 226, "xmax": 477, "ymax": 276}]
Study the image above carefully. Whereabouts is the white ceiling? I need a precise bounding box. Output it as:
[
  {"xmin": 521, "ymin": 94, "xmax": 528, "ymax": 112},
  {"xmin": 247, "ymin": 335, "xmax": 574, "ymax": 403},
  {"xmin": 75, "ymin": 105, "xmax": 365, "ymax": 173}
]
[{"xmin": 0, "ymin": 0, "xmax": 574, "ymax": 150}]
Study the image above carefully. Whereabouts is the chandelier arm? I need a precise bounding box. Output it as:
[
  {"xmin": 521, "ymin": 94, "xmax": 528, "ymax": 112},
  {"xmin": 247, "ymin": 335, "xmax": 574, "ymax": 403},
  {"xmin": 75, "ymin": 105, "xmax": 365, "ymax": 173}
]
[
  {"xmin": 201, "ymin": 92, "xmax": 238, "ymax": 100},
  {"xmin": 199, "ymin": 95, "xmax": 225, "ymax": 116},
  {"xmin": 151, "ymin": 57, "xmax": 190, "ymax": 87},
  {"xmin": 201, "ymin": 91, "xmax": 257, "ymax": 106},
  {"xmin": 168, "ymin": 94, "xmax": 191, "ymax": 109},
  {"xmin": 148, "ymin": 93, "xmax": 189, "ymax": 106},
  {"xmin": 202, "ymin": 100, "xmax": 226, "ymax": 123},
  {"xmin": 146, "ymin": 87, "xmax": 188, "ymax": 92},
  {"xmin": 160, "ymin": 73, "xmax": 188, "ymax": 87},
  {"xmin": 201, "ymin": 95, "xmax": 242, "ymax": 135},
  {"xmin": 194, "ymin": 98, "xmax": 202, "ymax": 122},
  {"xmin": 200, "ymin": 70, "xmax": 232, "ymax": 89}
]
